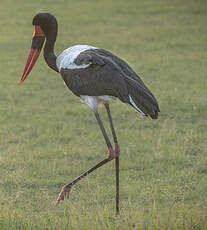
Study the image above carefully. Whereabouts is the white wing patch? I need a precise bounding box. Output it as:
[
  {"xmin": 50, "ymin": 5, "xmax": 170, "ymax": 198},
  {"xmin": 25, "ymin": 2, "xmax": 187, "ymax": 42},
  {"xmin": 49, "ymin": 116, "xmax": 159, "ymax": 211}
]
[
  {"xmin": 129, "ymin": 95, "xmax": 145, "ymax": 115},
  {"xmin": 56, "ymin": 45, "xmax": 97, "ymax": 71}
]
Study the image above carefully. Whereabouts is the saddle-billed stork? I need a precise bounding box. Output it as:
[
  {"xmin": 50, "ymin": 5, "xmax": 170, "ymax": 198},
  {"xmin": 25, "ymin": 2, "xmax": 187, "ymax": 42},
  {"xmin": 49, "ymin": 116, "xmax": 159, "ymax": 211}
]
[{"xmin": 20, "ymin": 13, "xmax": 160, "ymax": 215}]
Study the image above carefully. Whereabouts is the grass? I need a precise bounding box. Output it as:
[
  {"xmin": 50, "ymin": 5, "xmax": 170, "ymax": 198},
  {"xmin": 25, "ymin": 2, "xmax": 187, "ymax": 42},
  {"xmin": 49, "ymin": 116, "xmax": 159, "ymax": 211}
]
[{"xmin": 0, "ymin": 0, "xmax": 207, "ymax": 229}]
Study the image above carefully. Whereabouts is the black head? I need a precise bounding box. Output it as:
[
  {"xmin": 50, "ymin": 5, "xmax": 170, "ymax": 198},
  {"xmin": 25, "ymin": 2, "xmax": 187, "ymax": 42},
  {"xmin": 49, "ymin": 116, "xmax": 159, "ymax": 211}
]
[
  {"xmin": 32, "ymin": 13, "xmax": 58, "ymax": 38},
  {"xmin": 20, "ymin": 13, "xmax": 58, "ymax": 83}
]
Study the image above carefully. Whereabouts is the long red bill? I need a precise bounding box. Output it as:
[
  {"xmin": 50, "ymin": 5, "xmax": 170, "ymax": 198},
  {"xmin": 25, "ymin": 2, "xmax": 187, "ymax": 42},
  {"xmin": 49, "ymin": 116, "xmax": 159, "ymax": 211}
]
[{"xmin": 20, "ymin": 48, "xmax": 40, "ymax": 84}]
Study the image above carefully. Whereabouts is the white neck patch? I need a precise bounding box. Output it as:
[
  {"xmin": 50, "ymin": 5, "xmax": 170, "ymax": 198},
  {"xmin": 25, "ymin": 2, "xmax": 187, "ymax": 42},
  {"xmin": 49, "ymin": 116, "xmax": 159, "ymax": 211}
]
[{"xmin": 56, "ymin": 45, "xmax": 97, "ymax": 71}]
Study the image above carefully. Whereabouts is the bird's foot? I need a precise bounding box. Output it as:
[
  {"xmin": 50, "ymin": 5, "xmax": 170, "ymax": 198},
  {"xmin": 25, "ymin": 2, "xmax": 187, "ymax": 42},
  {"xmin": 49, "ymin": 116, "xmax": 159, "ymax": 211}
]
[{"xmin": 56, "ymin": 184, "xmax": 72, "ymax": 206}]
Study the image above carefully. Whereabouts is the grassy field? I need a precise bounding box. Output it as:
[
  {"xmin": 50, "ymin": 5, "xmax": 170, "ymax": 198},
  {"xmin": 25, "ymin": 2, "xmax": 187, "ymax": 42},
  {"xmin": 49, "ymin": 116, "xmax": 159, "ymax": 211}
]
[{"xmin": 0, "ymin": 0, "xmax": 207, "ymax": 229}]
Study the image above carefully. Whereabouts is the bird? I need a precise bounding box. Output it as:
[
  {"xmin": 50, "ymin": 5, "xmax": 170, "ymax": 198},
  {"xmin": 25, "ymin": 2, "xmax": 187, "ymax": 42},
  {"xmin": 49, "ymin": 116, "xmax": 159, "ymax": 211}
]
[{"xmin": 20, "ymin": 13, "xmax": 160, "ymax": 215}]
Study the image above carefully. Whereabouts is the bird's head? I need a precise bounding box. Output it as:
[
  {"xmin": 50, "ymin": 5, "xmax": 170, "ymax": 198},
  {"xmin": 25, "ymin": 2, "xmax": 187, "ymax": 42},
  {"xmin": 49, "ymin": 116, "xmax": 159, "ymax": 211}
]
[{"xmin": 20, "ymin": 13, "xmax": 57, "ymax": 83}]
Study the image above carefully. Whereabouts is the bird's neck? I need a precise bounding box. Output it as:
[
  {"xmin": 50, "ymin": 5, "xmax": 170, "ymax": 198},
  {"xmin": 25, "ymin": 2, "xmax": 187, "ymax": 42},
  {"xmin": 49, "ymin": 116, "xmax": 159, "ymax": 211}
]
[{"xmin": 44, "ymin": 37, "xmax": 59, "ymax": 72}]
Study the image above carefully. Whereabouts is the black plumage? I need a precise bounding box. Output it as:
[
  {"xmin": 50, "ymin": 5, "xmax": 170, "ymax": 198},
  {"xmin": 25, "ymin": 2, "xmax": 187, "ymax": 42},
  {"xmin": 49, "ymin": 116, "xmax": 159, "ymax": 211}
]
[{"xmin": 61, "ymin": 49, "xmax": 160, "ymax": 119}]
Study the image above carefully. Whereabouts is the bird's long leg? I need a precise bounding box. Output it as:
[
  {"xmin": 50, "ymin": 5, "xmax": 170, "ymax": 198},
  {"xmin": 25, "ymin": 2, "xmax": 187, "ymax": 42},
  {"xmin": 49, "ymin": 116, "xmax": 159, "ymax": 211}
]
[
  {"xmin": 104, "ymin": 103, "xmax": 120, "ymax": 155},
  {"xmin": 104, "ymin": 103, "xmax": 120, "ymax": 216},
  {"xmin": 56, "ymin": 110, "xmax": 115, "ymax": 205}
]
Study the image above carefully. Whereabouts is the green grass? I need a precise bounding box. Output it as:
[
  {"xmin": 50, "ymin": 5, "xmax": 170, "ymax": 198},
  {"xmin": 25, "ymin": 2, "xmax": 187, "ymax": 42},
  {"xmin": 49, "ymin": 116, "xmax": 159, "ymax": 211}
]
[{"xmin": 0, "ymin": 0, "xmax": 207, "ymax": 229}]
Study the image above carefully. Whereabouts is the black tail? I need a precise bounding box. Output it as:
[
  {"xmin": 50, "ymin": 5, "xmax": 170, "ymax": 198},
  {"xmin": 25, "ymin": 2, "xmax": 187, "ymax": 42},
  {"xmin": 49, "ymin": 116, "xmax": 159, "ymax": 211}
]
[{"xmin": 125, "ymin": 76, "xmax": 160, "ymax": 119}]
